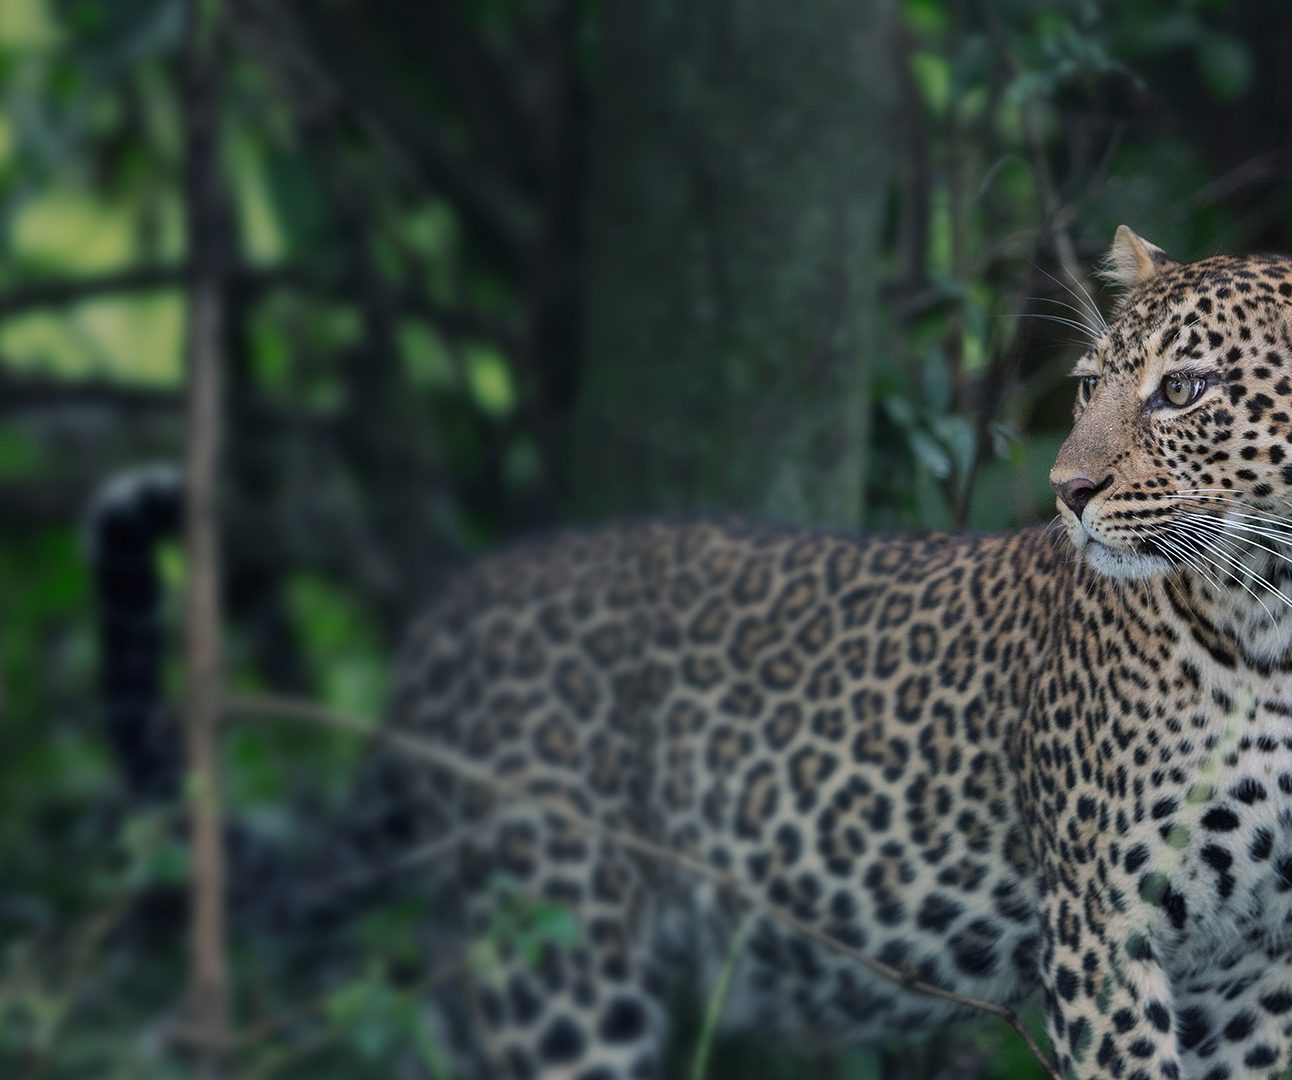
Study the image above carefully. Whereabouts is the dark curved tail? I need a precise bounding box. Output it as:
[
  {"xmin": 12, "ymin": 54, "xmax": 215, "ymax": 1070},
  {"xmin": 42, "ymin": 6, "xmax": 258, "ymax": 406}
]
[
  {"xmin": 88, "ymin": 465, "xmax": 184, "ymax": 802},
  {"xmin": 87, "ymin": 467, "xmax": 437, "ymax": 939}
]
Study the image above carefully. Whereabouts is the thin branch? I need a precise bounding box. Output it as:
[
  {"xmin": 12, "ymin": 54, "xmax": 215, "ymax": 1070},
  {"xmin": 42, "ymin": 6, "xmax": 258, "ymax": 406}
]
[
  {"xmin": 0, "ymin": 373, "xmax": 352, "ymax": 438},
  {"xmin": 0, "ymin": 263, "xmax": 513, "ymax": 346},
  {"xmin": 945, "ymin": 0, "xmax": 969, "ymax": 420},
  {"xmin": 225, "ymin": 691, "xmax": 1059, "ymax": 1079},
  {"xmin": 1189, "ymin": 151, "xmax": 1285, "ymax": 208},
  {"xmin": 0, "ymin": 266, "xmax": 189, "ymax": 319},
  {"xmin": 892, "ymin": 16, "xmax": 931, "ymax": 295},
  {"xmin": 0, "ymin": 373, "xmax": 180, "ymax": 414},
  {"xmin": 182, "ymin": 0, "xmax": 230, "ymax": 1071}
]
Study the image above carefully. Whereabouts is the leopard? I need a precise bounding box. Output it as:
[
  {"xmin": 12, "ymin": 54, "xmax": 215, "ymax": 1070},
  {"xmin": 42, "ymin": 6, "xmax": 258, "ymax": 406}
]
[{"xmin": 89, "ymin": 227, "xmax": 1292, "ymax": 1079}]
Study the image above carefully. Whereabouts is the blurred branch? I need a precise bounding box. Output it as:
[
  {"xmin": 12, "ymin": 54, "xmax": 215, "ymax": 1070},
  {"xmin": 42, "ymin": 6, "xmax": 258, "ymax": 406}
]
[
  {"xmin": 0, "ymin": 267, "xmax": 189, "ymax": 319},
  {"xmin": 181, "ymin": 0, "xmax": 230, "ymax": 1071},
  {"xmin": 0, "ymin": 483, "xmax": 99, "ymax": 528},
  {"xmin": 227, "ymin": 691, "xmax": 1060, "ymax": 1080},
  {"xmin": 513, "ymin": 0, "xmax": 588, "ymax": 515},
  {"xmin": 0, "ymin": 264, "xmax": 514, "ymax": 347},
  {"xmin": 1190, "ymin": 151, "xmax": 1288, "ymax": 207},
  {"xmin": 945, "ymin": 1, "xmax": 969, "ymax": 417},
  {"xmin": 0, "ymin": 372, "xmax": 180, "ymax": 415},
  {"xmin": 892, "ymin": 17, "xmax": 930, "ymax": 295}
]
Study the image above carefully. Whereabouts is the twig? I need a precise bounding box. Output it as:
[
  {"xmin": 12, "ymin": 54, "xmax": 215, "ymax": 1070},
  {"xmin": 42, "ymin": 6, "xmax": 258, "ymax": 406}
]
[
  {"xmin": 224, "ymin": 692, "xmax": 1059, "ymax": 1078},
  {"xmin": 0, "ymin": 262, "xmax": 513, "ymax": 346},
  {"xmin": 1189, "ymin": 151, "xmax": 1284, "ymax": 208},
  {"xmin": 182, "ymin": 0, "xmax": 230, "ymax": 1072},
  {"xmin": 945, "ymin": 0, "xmax": 969, "ymax": 419},
  {"xmin": 892, "ymin": 17, "xmax": 930, "ymax": 296},
  {"xmin": 0, "ymin": 266, "xmax": 190, "ymax": 319}
]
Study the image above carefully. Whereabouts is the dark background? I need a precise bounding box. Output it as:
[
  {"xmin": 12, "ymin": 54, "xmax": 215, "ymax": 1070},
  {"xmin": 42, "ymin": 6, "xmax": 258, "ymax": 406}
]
[{"xmin": 5, "ymin": 0, "xmax": 1292, "ymax": 1076}]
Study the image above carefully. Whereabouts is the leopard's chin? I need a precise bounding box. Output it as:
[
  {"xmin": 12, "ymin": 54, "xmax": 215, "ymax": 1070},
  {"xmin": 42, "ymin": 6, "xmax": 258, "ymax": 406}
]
[
  {"xmin": 1060, "ymin": 516, "xmax": 1174, "ymax": 580},
  {"xmin": 1084, "ymin": 540, "xmax": 1174, "ymax": 581}
]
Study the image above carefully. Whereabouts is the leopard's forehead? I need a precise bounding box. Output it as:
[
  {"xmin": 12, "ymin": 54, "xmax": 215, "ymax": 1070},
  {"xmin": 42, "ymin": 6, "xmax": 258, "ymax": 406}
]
[{"xmin": 1095, "ymin": 253, "xmax": 1292, "ymax": 377}]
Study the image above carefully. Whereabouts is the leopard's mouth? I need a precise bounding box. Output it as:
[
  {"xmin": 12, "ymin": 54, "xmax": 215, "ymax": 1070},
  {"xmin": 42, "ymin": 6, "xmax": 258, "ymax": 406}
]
[
  {"xmin": 1063, "ymin": 517, "xmax": 1176, "ymax": 580},
  {"xmin": 1083, "ymin": 538, "xmax": 1176, "ymax": 580}
]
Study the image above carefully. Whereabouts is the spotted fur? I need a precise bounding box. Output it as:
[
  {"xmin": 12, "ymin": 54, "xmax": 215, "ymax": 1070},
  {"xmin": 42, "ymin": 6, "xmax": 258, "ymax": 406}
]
[{"xmin": 370, "ymin": 231, "xmax": 1292, "ymax": 1078}]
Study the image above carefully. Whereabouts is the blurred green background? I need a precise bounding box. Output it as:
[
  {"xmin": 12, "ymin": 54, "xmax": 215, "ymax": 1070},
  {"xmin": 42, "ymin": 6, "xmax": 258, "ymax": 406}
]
[{"xmin": 5, "ymin": 0, "xmax": 1292, "ymax": 1075}]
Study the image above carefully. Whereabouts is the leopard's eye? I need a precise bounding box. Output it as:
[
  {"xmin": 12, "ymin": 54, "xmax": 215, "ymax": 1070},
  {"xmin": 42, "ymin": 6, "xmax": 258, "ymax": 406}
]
[
  {"xmin": 1077, "ymin": 375, "xmax": 1099, "ymax": 404},
  {"xmin": 1161, "ymin": 372, "xmax": 1206, "ymax": 408}
]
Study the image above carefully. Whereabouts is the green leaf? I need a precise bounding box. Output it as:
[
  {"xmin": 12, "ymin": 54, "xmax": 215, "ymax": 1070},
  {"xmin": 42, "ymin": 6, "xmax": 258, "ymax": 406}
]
[
  {"xmin": 401, "ymin": 321, "xmax": 457, "ymax": 390},
  {"xmin": 909, "ymin": 51, "xmax": 950, "ymax": 116},
  {"xmin": 1196, "ymin": 35, "xmax": 1252, "ymax": 101},
  {"xmin": 0, "ymin": 427, "xmax": 45, "ymax": 479},
  {"xmin": 326, "ymin": 975, "xmax": 403, "ymax": 1062},
  {"xmin": 503, "ymin": 435, "xmax": 544, "ymax": 493},
  {"xmin": 119, "ymin": 809, "xmax": 189, "ymax": 888},
  {"xmin": 249, "ymin": 314, "xmax": 292, "ymax": 393},
  {"xmin": 0, "ymin": 114, "xmax": 13, "ymax": 172},
  {"xmin": 881, "ymin": 394, "xmax": 917, "ymax": 429},
  {"xmin": 286, "ymin": 573, "xmax": 387, "ymax": 716},
  {"xmin": 465, "ymin": 344, "xmax": 515, "ymax": 417},
  {"xmin": 902, "ymin": 0, "xmax": 946, "ymax": 36},
  {"xmin": 11, "ymin": 188, "xmax": 134, "ymax": 272},
  {"xmin": 921, "ymin": 348, "xmax": 954, "ymax": 414},
  {"xmin": 928, "ymin": 413, "xmax": 976, "ymax": 484},
  {"xmin": 0, "ymin": 0, "xmax": 60, "ymax": 48},
  {"xmin": 0, "ymin": 295, "xmax": 183, "ymax": 385},
  {"xmin": 907, "ymin": 427, "xmax": 951, "ymax": 480},
  {"xmin": 1003, "ymin": 70, "xmax": 1055, "ymax": 109}
]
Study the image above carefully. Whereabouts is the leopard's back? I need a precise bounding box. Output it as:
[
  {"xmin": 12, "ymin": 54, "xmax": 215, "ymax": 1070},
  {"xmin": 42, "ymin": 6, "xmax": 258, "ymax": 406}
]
[{"xmin": 388, "ymin": 519, "xmax": 1062, "ymax": 1075}]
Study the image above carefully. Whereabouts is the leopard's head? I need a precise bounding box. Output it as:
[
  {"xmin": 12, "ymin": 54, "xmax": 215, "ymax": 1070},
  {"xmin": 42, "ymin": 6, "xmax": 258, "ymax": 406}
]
[{"xmin": 1050, "ymin": 227, "xmax": 1292, "ymax": 603}]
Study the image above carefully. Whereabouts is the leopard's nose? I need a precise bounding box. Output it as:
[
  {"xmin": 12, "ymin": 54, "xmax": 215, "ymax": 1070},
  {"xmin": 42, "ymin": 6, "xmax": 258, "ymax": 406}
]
[{"xmin": 1052, "ymin": 474, "xmax": 1112, "ymax": 517}]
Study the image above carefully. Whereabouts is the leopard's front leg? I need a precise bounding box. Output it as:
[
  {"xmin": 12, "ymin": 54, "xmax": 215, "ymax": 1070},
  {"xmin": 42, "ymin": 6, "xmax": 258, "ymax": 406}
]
[{"xmin": 1040, "ymin": 888, "xmax": 1183, "ymax": 1080}]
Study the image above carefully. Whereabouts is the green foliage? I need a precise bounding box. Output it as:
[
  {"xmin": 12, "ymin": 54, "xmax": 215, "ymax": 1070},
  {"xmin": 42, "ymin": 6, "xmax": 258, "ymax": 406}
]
[
  {"xmin": 320, "ymin": 969, "xmax": 451, "ymax": 1078},
  {"xmin": 285, "ymin": 573, "xmax": 386, "ymax": 716},
  {"xmin": 472, "ymin": 882, "xmax": 583, "ymax": 974}
]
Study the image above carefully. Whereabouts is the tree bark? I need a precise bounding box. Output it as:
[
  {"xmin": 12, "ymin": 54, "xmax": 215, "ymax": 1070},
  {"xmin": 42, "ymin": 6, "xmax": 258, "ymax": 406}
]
[{"xmin": 572, "ymin": 0, "xmax": 895, "ymax": 526}]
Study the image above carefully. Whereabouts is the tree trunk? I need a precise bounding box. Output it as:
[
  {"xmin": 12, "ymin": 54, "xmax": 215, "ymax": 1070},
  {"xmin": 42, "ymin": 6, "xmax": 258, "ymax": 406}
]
[{"xmin": 572, "ymin": 0, "xmax": 895, "ymax": 526}]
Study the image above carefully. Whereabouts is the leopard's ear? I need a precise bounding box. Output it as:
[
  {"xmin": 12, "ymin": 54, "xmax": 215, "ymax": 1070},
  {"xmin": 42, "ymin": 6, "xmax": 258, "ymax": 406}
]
[{"xmin": 1102, "ymin": 225, "xmax": 1176, "ymax": 290}]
